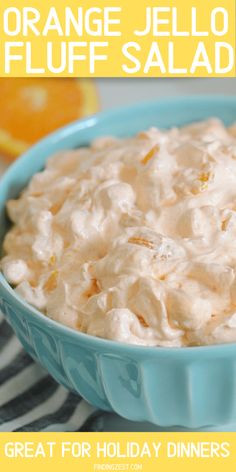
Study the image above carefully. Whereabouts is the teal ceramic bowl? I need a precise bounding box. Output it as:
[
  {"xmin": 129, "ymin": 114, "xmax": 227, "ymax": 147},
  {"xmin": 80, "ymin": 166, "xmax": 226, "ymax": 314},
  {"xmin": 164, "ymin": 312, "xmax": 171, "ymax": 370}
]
[{"xmin": 1, "ymin": 96, "xmax": 236, "ymax": 429}]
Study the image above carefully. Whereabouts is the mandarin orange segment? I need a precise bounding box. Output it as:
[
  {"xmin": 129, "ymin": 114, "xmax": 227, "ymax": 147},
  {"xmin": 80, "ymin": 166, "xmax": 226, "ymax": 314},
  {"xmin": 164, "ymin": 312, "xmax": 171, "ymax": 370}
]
[
  {"xmin": 137, "ymin": 314, "xmax": 149, "ymax": 328},
  {"xmin": 43, "ymin": 270, "xmax": 59, "ymax": 292},
  {"xmin": 0, "ymin": 78, "xmax": 99, "ymax": 161},
  {"xmin": 128, "ymin": 236, "xmax": 155, "ymax": 249},
  {"xmin": 141, "ymin": 144, "xmax": 159, "ymax": 165}
]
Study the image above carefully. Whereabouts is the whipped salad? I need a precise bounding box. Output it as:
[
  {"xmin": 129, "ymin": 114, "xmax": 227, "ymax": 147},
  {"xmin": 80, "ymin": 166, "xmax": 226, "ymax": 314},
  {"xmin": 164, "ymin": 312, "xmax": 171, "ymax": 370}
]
[{"xmin": 2, "ymin": 118, "xmax": 236, "ymax": 347}]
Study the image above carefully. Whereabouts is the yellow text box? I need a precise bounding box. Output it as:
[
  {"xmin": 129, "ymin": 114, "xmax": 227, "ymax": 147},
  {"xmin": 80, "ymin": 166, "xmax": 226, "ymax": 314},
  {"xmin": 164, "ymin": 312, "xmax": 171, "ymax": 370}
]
[
  {"xmin": 0, "ymin": 0, "xmax": 235, "ymax": 77},
  {"xmin": 1, "ymin": 432, "xmax": 236, "ymax": 472}
]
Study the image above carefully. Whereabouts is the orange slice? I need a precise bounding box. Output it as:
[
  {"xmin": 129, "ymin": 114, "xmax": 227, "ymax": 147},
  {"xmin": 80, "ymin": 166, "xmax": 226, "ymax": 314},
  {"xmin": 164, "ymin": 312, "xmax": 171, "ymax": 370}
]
[{"xmin": 0, "ymin": 78, "xmax": 99, "ymax": 161}]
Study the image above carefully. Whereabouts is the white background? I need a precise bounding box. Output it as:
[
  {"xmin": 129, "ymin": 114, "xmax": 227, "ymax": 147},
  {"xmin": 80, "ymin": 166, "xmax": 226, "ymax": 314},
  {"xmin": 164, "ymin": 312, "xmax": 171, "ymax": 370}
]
[{"xmin": 97, "ymin": 78, "xmax": 236, "ymax": 109}]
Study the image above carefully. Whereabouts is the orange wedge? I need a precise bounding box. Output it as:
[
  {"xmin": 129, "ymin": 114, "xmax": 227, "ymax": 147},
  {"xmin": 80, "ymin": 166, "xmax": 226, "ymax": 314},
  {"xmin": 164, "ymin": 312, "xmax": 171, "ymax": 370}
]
[{"xmin": 0, "ymin": 78, "xmax": 99, "ymax": 161}]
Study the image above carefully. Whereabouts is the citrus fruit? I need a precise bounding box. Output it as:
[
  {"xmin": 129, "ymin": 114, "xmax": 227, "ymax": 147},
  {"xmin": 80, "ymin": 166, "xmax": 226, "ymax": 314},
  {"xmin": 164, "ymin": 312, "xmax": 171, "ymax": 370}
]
[{"xmin": 0, "ymin": 78, "xmax": 99, "ymax": 161}]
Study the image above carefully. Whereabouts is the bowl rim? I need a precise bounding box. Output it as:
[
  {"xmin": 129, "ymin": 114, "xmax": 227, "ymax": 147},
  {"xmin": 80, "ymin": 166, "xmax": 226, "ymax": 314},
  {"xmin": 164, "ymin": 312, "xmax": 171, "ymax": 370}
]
[{"xmin": 1, "ymin": 94, "xmax": 236, "ymax": 358}]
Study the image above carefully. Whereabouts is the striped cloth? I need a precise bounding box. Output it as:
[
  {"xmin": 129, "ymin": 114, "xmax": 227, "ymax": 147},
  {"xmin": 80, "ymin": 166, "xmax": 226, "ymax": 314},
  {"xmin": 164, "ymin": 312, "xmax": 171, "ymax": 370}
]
[{"xmin": 0, "ymin": 312, "xmax": 104, "ymax": 432}]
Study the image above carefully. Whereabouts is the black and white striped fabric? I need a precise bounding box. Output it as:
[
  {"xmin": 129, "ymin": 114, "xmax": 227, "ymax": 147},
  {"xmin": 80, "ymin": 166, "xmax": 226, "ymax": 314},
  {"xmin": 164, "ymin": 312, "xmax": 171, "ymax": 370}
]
[{"xmin": 0, "ymin": 312, "xmax": 104, "ymax": 432}]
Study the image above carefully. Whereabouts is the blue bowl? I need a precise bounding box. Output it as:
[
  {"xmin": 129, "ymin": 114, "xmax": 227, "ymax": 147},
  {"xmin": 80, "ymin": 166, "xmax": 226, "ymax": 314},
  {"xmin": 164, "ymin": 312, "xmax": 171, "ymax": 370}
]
[{"xmin": 1, "ymin": 95, "xmax": 236, "ymax": 429}]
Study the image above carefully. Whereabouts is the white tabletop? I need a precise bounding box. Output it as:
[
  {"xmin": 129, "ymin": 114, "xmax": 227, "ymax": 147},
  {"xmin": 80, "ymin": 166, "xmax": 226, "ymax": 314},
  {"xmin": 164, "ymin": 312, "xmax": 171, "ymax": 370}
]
[{"xmin": 97, "ymin": 78, "xmax": 236, "ymax": 110}]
